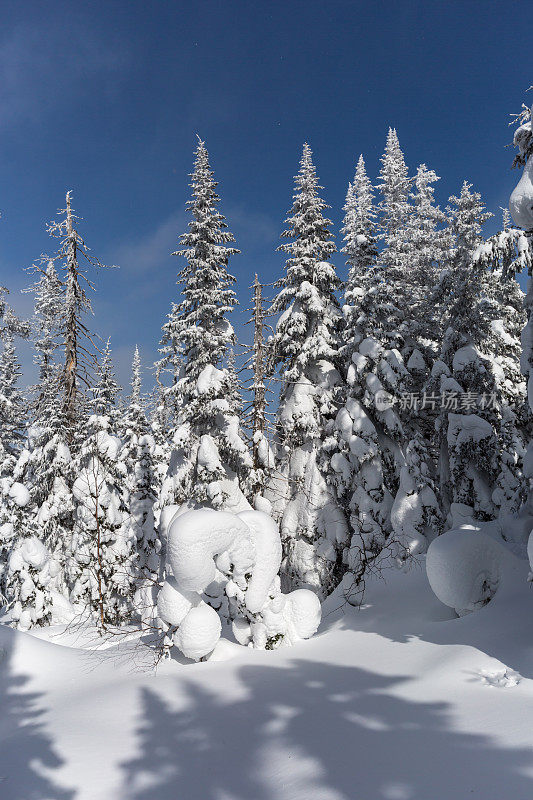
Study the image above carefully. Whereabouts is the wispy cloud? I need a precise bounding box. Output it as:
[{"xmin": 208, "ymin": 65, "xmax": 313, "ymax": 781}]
[
  {"xmin": 108, "ymin": 210, "xmax": 185, "ymax": 279},
  {"xmin": 107, "ymin": 203, "xmax": 278, "ymax": 282},
  {"xmin": 0, "ymin": 19, "xmax": 130, "ymax": 130},
  {"xmin": 224, "ymin": 203, "xmax": 279, "ymax": 249}
]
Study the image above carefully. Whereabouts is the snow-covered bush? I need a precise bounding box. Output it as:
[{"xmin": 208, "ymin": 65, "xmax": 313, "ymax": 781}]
[
  {"xmin": 156, "ymin": 508, "xmax": 321, "ymax": 661},
  {"xmin": 426, "ymin": 528, "xmax": 503, "ymax": 616}
]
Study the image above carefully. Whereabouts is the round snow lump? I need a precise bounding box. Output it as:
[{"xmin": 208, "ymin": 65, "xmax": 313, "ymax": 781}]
[
  {"xmin": 174, "ymin": 603, "xmax": 222, "ymax": 661},
  {"xmin": 285, "ymin": 589, "xmax": 322, "ymax": 642},
  {"xmin": 426, "ymin": 529, "xmax": 502, "ymax": 615},
  {"xmin": 157, "ymin": 578, "xmax": 196, "ymax": 627}
]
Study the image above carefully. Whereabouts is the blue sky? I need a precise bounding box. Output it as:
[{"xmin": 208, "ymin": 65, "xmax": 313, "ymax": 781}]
[{"xmin": 0, "ymin": 0, "xmax": 531, "ymax": 390}]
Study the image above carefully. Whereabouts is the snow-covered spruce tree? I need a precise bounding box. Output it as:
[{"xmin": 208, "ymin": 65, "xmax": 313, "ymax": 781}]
[
  {"xmin": 333, "ymin": 138, "xmax": 443, "ymax": 572},
  {"xmin": 0, "ymin": 289, "xmax": 28, "ymax": 478},
  {"xmin": 404, "ymin": 164, "xmax": 452, "ymax": 354},
  {"xmin": 507, "ymin": 99, "xmax": 533, "ymax": 529},
  {"xmin": 265, "ymin": 143, "xmax": 348, "ymax": 596},
  {"xmin": 122, "ymin": 347, "xmax": 159, "ymax": 603},
  {"xmin": 472, "ymin": 212, "xmax": 531, "ymax": 518},
  {"xmin": 328, "ymin": 156, "xmax": 393, "ymax": 582},
  {"xmin": 3, "ymin": 261, "xmax": 74, "ymax": 628},
  {"xmin": 430, "ymin": 182, "xmax": 502, "ymax": 525},
  {"xmin": 0, "ymin": 290, "xmax": 33, "ymax": 613},
  {"xmin": 149, "ymin": 383, "xmax": 172, "ymax": 496},
  {"xmin": 22, "ymin": 261, "xmax": 73, "ymax": 549},
  {"xmin": 70, "ymin": 343, "xmax": 135, "ymax": 627},
  {"xmin": 0, "ymin": 298, "xmax": 56, "ymax": 631},
  {"xmin": 158, "ymin": 138, "xmax": 251, "ymax": 512}
]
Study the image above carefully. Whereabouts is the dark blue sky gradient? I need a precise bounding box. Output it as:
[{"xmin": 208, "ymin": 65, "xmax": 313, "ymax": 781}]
[{"xmin": 0, "ymin": 0, "xmax": 531, "ymax": 388}]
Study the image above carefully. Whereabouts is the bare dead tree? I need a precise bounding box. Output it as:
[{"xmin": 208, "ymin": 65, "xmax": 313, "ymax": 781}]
[
  {"xmin": 243, "ymin": 274, "xmax": 276, "ymax": 499},
  {"xmin": 46, "ymin": 191, "xmax": 114, "ymax": 441}
]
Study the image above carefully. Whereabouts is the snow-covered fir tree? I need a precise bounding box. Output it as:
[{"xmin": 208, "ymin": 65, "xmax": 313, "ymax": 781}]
[
  {"xmin": 149, "ymin": 383, "xmax": 172, "ymax": 495},
  {"xmin": 0, "ymin": 289, "xmax": 28, "ymax": 477},
  {"xmin": 471, "ymin": 220, "xmax": 530, "ymax": 517},
  {"xmin": 431, "ymin": 182, "xmax": 503, "ymax": 525},
  {"xmin": 158, "ymin": 138, "xmax": 251, "ymax": 512},
  {"xmin": 328, "ymin": 156, "xmax": 392, "ymax": 582},
  {"xmin": 0, "ymin": 290, "xmax": 32, "ymax": 613},
  {"xmin": 508, "ymin": 100, "xmax": 533, "ymax": 536},
  {"xmin": 69, "ymin": 343, "xmax": 135, "ymax": 627},
  {"xmin": 265, "ymin": 143, "xmax": 348, "ymax": 596},
  {"xmin": 121, "ymin": 347, "xmax": 159, "ymax": 598},
  {"xmin": 332, "ymin": 138, "xmax": 443, "ymax": 574},
  {"xmin": 6, "ymin": 261, "xmax": 74, "ymax": 626}
]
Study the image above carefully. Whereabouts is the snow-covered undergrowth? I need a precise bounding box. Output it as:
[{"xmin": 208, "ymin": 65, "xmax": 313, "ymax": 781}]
[
  {"xmin": 157, "ymin": 508, "xmax": 321, "ymax": 660},
  {"xmin": 1, "ymin": 521, "xmax": 532, "ymax": 800}
]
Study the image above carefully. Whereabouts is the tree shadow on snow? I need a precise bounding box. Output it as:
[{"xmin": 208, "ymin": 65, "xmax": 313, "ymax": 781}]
[
  {"xmin": 0, "ymin": 626, "xmax": 74, "ymax": 800},
  {"xmin": 119, "ymin": 658, "xmax": 533, "ymax": 800},
  {"xmin": 320, "ymin": 559, "xmax": 533, "ymax": 680}
]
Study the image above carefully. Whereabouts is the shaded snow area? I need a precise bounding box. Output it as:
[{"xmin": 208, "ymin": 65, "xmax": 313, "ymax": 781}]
[{"xmin": 1, "ymin": 542, "xmax": 533, "ymax": 800}]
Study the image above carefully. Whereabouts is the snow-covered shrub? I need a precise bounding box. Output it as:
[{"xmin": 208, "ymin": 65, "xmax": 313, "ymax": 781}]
[
  {"xmin": 156, "ymin": 508, "xmax": 321, "ymax": 661},
  {"xmin": 426, "ymin": 528, "xmax": 503, "ymax": 616}
]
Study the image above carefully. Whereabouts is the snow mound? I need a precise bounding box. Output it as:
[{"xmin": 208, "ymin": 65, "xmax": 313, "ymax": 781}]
[
  {"xmin": 426, "ymin": 529, "xmax": 503, "ymax": 615},
  {"xmin": 237, "ymin": 510, "xmax": 282, "ymax": 614},
  {"xmin": 8, "ymin": 481, "xmax": 30, "ymax": 507},
  {"xmin": 167, "ymin": 509, "xmax": 254, "ymax": 592},
  {"xmin": 510, "ymin": 143, "xmax": 533, "ymax": 231},
  {"xmin": 157, "ymin": 578, "xmax": 197, "ymax": 627},
  {"xmin": 478, "ymin": 667, "xmax": 521, "ymax": 688},
  {"xmin": 174, "ymin": 603, "xmax": 222, "ymax": 661},
  {"xmin": 158, "ymin": 509, "xmax": 322, "ymax": 660},
  {"xmin": 284, "ymin": 589, "xmax": 322, "ymax": 642}
]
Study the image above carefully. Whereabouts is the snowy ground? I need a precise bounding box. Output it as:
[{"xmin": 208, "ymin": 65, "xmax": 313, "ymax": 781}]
[{"xmin": 1, "ymin": 551, "xmax": 532, "ymax": 800}]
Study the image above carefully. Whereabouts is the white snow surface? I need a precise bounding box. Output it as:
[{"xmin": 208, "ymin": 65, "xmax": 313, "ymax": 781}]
[{"xmin": 2, "ymin": 529, "xmax": 533, "ymax": 800}]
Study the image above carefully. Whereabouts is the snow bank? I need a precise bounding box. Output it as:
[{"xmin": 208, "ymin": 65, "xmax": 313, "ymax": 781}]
[{"xmin": 426, "ymin": 529, "xmax": 503, "ymax": 615}]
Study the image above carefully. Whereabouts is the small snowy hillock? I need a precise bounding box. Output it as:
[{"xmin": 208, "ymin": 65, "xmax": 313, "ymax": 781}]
[{"xmin": 1, "ymin": 517, "xmax": 532, "ymax": 800}]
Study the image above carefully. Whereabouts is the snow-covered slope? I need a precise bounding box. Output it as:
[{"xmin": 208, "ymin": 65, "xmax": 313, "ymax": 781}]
[{"xmin": 1, "ymin": 548, "xmax": 532, "ymax": 800}]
